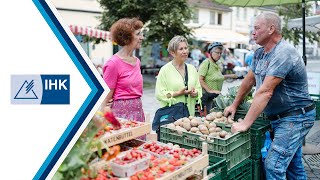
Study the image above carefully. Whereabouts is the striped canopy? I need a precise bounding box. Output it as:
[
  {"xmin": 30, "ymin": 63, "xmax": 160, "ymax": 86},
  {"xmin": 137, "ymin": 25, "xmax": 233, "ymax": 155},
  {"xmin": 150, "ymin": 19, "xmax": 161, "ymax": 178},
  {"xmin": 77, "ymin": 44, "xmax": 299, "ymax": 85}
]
[{"xmin": 69, "ymin": 25, "xmax": 111, "ymax": 41}]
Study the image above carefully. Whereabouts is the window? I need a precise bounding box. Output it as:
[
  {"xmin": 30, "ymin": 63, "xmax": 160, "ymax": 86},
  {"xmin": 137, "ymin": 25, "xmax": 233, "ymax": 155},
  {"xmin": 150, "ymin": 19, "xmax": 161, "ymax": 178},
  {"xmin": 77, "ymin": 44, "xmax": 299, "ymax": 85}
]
[
  {"xmin": 210, "ymin": 11, "xmax": 215, "ymax": 25},
  {"xmin": 236, "ymin": 8, "xmax": 240, "ymax": 20},
  {"xmin": 243, "ymin": 8, "xmax": 247, "ymax": 20},
  {"xmin": 192, "ymin": 9, "xmax": 199, "ymax": 23},
  {"xmin": 217, "ymin": 13, "xmax": 222, "ymax": 25}
]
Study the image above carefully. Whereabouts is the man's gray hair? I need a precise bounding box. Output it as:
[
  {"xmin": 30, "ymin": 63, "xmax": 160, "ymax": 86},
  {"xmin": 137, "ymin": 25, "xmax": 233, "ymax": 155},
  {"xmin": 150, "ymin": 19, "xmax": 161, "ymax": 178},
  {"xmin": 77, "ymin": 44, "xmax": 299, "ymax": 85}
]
[
  {"xmin": 256, "ymin": 12, "xmax": 282, "ymax": 33},
  {"xmin": 167, "ymin": 35, "xmax": 189, "ymax": 53}
]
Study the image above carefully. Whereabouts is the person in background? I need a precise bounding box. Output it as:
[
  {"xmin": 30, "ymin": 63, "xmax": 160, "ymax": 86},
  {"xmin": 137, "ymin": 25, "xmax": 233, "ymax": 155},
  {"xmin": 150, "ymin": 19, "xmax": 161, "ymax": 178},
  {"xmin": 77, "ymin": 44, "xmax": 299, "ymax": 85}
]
[
  {"xmin": 102, "ymin": 17, "xmax": 145, "ymax": 123},
  {"xmin": 155, "ymin": 35, "xmax": 202, "ymax": 116},
  {"xmin": 224, "ymin": 12, "xmax": 315, "ymax": 179},
  {"xmin": 198, "ymin": 42, "xmax": 237, "ymax": 112},
  {"xmin": 244, "ymin": 44, "xmax": 259, "ymax": 68}
]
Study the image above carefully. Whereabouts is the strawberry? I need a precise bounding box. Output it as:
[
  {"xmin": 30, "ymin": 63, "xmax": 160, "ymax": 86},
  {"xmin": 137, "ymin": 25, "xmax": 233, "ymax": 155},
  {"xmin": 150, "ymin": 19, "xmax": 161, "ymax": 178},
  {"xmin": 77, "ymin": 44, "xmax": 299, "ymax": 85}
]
[{"xmin": 160, "ymin": 164, "xmax": 167, "ymax": 172}]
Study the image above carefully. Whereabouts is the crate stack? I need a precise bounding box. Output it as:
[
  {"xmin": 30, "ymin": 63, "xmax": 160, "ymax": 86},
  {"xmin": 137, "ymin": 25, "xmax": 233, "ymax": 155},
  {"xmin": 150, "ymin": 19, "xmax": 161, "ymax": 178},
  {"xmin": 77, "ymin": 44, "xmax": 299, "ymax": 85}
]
[
  {"xmin": 235, "ymin": 110, "xmax": 271, "ymax": 180},
  {"xmin": 160, "ymin": 119, "xmax": 252, "ymax": 179}
]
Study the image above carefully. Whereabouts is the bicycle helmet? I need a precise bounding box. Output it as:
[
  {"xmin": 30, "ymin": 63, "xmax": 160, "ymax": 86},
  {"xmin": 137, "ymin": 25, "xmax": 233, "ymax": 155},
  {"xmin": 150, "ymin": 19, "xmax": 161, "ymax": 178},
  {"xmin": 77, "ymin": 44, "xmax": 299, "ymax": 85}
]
[{"xmin": 207, "ymin": 42, "xmax": 223, "ymax": 53}]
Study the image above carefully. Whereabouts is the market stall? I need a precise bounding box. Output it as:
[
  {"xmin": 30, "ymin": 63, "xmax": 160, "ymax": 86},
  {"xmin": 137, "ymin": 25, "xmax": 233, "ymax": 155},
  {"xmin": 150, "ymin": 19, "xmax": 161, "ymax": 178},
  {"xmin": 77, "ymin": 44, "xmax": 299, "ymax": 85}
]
[{"xmin": 69, "ymin": 24, "xmax": 111, "ymax": 41}]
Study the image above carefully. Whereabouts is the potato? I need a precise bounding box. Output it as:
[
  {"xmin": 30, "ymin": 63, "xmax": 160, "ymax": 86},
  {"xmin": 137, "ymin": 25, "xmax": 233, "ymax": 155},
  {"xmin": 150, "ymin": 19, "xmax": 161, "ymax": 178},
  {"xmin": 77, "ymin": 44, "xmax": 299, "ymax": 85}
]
[
  {"xmin": 204, "ymin": 120, "xmax": 210, "ymax": 128},
  {"xmin": 209, "ymin": 122, "xmax": 217, "ymax": 128},
  {"xmin": 215, "ymin": 117, "xmax": 224, "ymax": 122},
  {"xmin": 205, "ymin": 114, "xmax": 214, "ymax": 121},
  {"xmin": 182, "ymin": 122, "xmax": 191, "ymax": 131},
  {"xmin": 198, "ymin": 125, "xmax": 208, "ymax": 134},
  {"xmin": 183, "ymin": 118, "xmax": 191, "ymax": 124},
  {"xmin": 188, "ymin": 115, "xmax": 194, "ymax": 120},
  {"xmin": 209, "ymin": 127, "xmax": 216, "ymax": 133},
  {"xmin": 223, "ymin": 117, "xmax": 228, "ymax": 122},
  {"xmin": 215, "ymin": 127, "xmax": 222, "ymax": 132},
  {"xmin": 210, "ymin": 112, "xmax": 216, "ymax": 118},
  {"xmin": 219, "ymin": 130, "xmax": 228, "ymax": 138},
  {"xmin": 176, "ymin": 126, "xmax": 187, "ymax": 135},
  {"xmin": 174, "ymin": 119, "xmax": 182, "ymax": 126},
  {"xmin": 201, "ymin": 129, "xmax": 209, "ymax": 135},
  {"xmin": 198, "ymin": 125, "xmax": 207, "ymax": 131},
  {"xmin": 190, "ymin": 119, "xmax": 198, "ymax": 127},
  {"xmin": 216, "ymin": 112, "xmax": 223, "ymax": 118},
  {"xmin": 197, "ymin": 120, "xmax": 204, "ymax": 126},
  {"xmin": 167, "ymin": 123, "xmax": 176, "ymax": 129},
  {"xmin": 190, "ymin": 127, "xmax": 199, "ymax": 133},
  {"xmin": 227, "ymin": 116, "xmax": 234, "ymax": 124}
]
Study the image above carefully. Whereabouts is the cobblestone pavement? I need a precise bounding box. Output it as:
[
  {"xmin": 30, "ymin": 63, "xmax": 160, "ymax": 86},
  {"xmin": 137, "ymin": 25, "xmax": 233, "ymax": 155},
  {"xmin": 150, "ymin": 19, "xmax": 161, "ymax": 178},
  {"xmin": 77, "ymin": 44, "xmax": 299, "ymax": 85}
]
[{"xmin": 142, "ymin": 74, "xmax": 320, "ymax": 179}]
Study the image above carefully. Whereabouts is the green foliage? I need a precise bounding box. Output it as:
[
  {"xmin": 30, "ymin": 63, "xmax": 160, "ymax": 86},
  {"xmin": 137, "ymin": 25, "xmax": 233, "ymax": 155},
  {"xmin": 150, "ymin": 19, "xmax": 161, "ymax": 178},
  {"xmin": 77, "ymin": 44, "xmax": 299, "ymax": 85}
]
[
  {"xmin": 214, "ymin": 86, "xmax": 254, "ymax": 111},
  {"xmin": 278, "ymin": 3, "xmax": 320, "ymax": 46},
  {"xmin": 98, "ymin": 0, "xmax": 193, "ymax": 45},
  {"xmin": 52, "ymin": 120, "xmax": 103, "ymax": 180}
]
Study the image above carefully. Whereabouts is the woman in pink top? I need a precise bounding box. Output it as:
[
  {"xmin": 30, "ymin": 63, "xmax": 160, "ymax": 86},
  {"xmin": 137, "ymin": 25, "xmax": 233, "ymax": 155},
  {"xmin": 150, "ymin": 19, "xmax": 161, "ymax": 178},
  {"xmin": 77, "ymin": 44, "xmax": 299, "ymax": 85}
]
[{"xmin": 102, "ymin": 18, "xmax": 145, "ymax": 122}]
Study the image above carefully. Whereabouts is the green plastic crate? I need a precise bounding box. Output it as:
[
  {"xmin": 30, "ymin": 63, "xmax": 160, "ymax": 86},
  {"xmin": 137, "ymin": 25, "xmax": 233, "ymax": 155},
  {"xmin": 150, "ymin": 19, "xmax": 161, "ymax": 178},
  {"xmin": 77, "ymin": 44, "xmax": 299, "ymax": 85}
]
[
  {"xmin": 251, "ymin": 158, "xmax": 265, "ymax": 180},
  {"xmin": 227, "ymin": 158, "xmax": 252, "ymax": 180},
  {"xmin": 310, "ymin": 94, "xmax": 320, "ymax": 120},
  {"xmin": 234, "ymin": 109, "xmax": 268, "ymax": 121},
  {"xmin": 183, "ymin": 123, "xmax": 250, "ymax": 153},
  {"xmin": 209, "ymin": 140, "xmax": 251, "ymax": 170},
  {"xmin": 160, "ymin": 124, "xmax": 251, "ymax": 170},
  {"xmin": 160, "ymin": 125, "xmax": 184, "ymax": 145},
  {"xmin": 250, "ymin": 121, "xmax": 271, "ymax": 159},
  {"xmin": 207, "ymin": 155, "xmax": 227, "ymax": 180}
]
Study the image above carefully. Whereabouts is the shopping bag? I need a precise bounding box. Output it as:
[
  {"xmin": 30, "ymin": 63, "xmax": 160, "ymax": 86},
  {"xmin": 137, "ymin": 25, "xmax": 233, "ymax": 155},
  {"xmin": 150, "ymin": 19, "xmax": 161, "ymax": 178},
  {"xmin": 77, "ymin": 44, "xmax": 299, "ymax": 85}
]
[{"xmin": 152, "ymin": 102, "xmax": 189, "ymax": 131}]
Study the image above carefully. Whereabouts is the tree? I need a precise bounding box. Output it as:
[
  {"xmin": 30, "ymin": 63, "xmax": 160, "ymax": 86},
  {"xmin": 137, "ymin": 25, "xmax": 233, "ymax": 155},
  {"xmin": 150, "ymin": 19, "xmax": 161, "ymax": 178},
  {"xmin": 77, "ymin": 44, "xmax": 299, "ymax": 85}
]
[
  {"xmin": 98, "ymin": 0, "xmax": 193, "ymax": 45},
  {"xmin": 278, "ymin": 3, "xmax": 320, "ymax": 46}
]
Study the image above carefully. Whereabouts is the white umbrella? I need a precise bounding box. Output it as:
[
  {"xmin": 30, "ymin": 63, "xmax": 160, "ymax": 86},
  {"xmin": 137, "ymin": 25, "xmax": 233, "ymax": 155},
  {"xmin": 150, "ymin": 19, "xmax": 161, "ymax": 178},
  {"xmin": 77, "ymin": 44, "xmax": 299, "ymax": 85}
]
[
  {"xmin": 288, "ymin": 15, "xmax": 320, "ymax": 32},
  {"xmin": 213, "ymin": 0, "xmax": 318, "ymax": 65}
]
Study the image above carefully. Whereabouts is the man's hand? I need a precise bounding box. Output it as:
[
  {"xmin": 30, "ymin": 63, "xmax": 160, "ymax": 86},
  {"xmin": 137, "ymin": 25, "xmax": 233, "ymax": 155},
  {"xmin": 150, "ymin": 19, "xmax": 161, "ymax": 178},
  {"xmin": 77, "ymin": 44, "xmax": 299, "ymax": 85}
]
[
  {"xmin": 231, "ymin": 120, "xmax": 251, "ymax": 133},
  {"xmin": 223, "ymin": 105, "xmax": 237, "ymax": 119}
]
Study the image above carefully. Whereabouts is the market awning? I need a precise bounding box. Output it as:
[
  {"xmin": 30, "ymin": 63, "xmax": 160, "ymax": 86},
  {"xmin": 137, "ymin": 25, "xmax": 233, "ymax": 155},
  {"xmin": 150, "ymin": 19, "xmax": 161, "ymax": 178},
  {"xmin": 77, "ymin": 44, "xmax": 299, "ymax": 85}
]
[
  {"xmin": 69, "ymin": 25, "xmax": 111, "ymax": 40},
  {"xmin": 287, "ymin": 15, "xmax": 320, "ymax": 32},
  {"xmin": 193, "ymin": 27, "xmax": 249, "ymax": 43}
]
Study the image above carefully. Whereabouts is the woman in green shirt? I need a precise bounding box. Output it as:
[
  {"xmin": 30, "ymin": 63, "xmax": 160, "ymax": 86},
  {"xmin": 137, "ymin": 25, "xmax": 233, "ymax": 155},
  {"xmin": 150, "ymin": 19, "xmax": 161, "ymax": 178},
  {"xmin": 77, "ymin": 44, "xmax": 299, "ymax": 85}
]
[
  {"xmin": 198, "ymin": 42, "xmax": 237, "ymax": 112},
  {"xmin": 155, "ymin": 36, "xmax": 202, "ymax": 116}
]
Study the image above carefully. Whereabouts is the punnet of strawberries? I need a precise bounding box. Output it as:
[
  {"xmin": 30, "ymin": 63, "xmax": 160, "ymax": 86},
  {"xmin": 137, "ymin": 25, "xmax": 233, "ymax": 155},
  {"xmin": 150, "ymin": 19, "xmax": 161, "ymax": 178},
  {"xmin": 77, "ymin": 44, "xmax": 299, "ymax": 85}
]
[
  {"xmin": 141, "ymin": 141, "xmax": 172, "ymax": 156},
  {"xmin": 113, "ymin": 149, "xmax": 148, "ymax": 165}
]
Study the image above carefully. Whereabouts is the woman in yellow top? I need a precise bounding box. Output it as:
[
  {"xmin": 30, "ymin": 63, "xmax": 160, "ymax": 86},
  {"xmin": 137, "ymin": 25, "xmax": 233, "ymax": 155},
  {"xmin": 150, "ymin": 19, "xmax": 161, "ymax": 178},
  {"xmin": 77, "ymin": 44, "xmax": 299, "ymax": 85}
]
[
  {"xmin": 198, "ymin": 42, "xmax": 237, "ymax": 112},
  {"xmin": 155, "ymin": 36, "xmax": 202, "ymax": 116}
]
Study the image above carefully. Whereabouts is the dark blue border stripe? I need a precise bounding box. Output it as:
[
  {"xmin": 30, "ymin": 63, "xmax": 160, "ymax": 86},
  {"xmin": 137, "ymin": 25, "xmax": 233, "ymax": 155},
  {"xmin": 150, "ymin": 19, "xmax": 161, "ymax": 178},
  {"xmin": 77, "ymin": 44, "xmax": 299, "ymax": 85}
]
[{"xmin": 32, "ymin": 0, "xmax": 103, "ymax": 179}]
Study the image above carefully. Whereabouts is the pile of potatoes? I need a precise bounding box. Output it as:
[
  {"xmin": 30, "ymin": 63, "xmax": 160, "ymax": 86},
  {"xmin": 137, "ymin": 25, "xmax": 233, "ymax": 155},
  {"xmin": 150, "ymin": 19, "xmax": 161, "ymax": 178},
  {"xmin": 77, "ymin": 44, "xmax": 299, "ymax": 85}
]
[{"xmin": 166, "ymin": 111, "xmax": 233, "ymax": 139}]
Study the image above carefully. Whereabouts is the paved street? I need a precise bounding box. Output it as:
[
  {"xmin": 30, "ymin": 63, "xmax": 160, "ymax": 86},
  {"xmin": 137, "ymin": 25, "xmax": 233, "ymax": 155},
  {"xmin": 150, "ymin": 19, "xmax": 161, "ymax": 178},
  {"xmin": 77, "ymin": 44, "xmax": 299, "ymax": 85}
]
[{"xmin": 141, "ymin": 59, "xmax": 320, "ymax": 178}]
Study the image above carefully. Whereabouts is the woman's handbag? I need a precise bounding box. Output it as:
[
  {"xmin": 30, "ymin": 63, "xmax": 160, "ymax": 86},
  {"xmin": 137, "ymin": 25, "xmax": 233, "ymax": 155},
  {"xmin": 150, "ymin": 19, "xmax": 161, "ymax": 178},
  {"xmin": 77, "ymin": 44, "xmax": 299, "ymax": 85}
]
[{"xmin": 152, "ymin": 102, "xmax": 190, "ymax": 131}]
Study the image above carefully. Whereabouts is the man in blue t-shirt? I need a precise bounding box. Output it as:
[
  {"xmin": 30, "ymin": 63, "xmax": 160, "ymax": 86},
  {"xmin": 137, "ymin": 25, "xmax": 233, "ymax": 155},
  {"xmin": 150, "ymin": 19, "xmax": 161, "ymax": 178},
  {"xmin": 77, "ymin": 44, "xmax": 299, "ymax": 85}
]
[{"xmin": 224, "ymin": 12, "xmax": 316, "ymax": 179}]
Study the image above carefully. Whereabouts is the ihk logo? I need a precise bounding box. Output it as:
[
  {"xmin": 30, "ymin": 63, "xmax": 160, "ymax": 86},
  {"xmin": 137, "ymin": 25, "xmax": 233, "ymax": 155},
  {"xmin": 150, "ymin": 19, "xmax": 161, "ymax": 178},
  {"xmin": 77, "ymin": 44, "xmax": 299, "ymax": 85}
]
[{"xmin": 11, "ymin": 75, "xmax": 70, "ymax": 104}]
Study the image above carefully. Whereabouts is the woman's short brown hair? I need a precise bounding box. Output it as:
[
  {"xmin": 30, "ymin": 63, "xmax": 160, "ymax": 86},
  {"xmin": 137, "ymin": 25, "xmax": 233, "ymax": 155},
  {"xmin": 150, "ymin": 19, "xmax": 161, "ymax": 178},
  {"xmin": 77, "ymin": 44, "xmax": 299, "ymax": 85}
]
[{"xmin": 110, "ymin": 18, "xmax": 143, "ymax": 46}]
